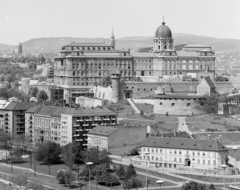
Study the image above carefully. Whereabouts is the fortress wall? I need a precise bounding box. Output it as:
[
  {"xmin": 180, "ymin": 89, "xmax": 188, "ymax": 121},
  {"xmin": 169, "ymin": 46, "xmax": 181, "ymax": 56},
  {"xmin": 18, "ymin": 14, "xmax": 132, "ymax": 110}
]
[
  {"xmin": 132, "ymin": 99, "xmax": 155, "ymax": 105},
  {"xmin": 75, "ymin": 96, "xmax": 104, "ymax": 108},
  {"xmin": 125, "ymin": 82, "xmax": 199, "ymax": 98},
  {"xmin": 93, "ymin": 86, "xmax": 112, "ymax": 101},
  {"xmin": 214, "ymin": 82, "xmax": 233, "ymax": 94},
  {"xmin": 153, "ymin": 98, "xmax": 205, "ymax": 115}
]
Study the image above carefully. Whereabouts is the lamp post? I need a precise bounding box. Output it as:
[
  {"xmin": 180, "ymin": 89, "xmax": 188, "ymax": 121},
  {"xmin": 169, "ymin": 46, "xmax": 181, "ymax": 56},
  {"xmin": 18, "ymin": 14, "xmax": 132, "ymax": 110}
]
[
  {"xmin": 144, "ymin": 151, "xmax": 150, "ymax": 190},
  {"xmin": 221, "ymin": 164, "xmax": 227, "ymax": 189},
  {"xmin": 156, "ymin": 180, "xmax": 164, "ymax": 190},
  {"xmin": 40, "ymin": 129, "xmax": 51, "ymax": 175},
  {"xmin": 6, "ymin": 140, "xmax": 9, "ymax": 164},
  {"xmin": 86, "ymin": 162, "xmax": 93, "ymax": 190},
  {"xmin": 233, "ymin": 147, "xmax": 238, "ymax": 187}
]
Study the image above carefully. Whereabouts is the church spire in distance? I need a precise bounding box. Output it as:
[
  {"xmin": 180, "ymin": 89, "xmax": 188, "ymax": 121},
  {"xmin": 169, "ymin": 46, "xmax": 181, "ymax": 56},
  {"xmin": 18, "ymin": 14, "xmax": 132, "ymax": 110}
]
[{"xmin": 111, "ymin": 26, "xmax": 115, "ymax": 49}]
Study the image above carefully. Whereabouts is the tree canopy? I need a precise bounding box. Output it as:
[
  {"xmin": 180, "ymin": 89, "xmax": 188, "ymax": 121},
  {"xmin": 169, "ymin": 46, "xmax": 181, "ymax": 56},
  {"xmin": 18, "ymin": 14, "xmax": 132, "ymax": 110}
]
[
  {"xmin": 116, "ymin": 164, "xmax": 142, "ymax": 190},
  {"xmin": 35, "ymin": 141, "xmax": 61, "ymax": 164},
  {"xmin": 29, "ymin": 87, "xmax": 39, "ymax": 97},
  {"xmin": 84, "ymin": 147, "xmax": 111, "ymax": 165},
  {"xmin": 37, "ymin": 90, "xmax": 48, "ymax": 102},
  {"xmin": 61, "ymin": 142, "xmax": 85, "ymax": 168},
  {"xmin": 181, "ymin": 181, "xmax": 207, "ymax": 190}
]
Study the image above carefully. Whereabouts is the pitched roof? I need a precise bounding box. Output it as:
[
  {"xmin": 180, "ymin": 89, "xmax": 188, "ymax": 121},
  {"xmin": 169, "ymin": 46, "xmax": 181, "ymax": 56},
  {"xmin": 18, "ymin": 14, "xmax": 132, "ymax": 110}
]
[
  {"xmin": 204, "ymin": 77, "xmax": 215, "ymax": 88},
  {"xmin": 4, "ymin": 102, "xmax": 36, "ymax": 111},
  {"xmin": 140, "ymin": 137, "xmax": 228, "ymax": 152},
  {"xmin": 156, "ymin": 131, "xmax": 191, "ymax": 139},
  {"xmin": 88, "ymin": 126, "xmax": 118, "ymax": 137},
  {"xmin": 184, "ymin": 44, "xmax": 211, "ymax": 48},
  {"xmin": 25, "ymin": 105, "xmax": 43, "ymax": 114},
  {"xmin": 63, "ymin": 107, "xmax": 116, "ymax": 116},
  {"xmin": 63, "ymin": 43, "xmax": 112, "ymax": 47},
  {"xmin": 34, "ymin": 106, "xmax": 58, "ymax": 116},
  {"xmin": 51, "ymin": 107, "xmax": 68, "ymax": 117},
  {"xmin": 177, "ymin": 51, "xmax": 199, "ymax": 57}
]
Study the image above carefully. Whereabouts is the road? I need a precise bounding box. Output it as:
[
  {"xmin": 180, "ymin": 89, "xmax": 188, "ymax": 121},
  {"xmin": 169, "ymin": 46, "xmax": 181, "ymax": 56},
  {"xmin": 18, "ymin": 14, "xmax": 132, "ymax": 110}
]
[{"xmin": 177, "ymin": 117, "xmax": 192, "ymax": 134}]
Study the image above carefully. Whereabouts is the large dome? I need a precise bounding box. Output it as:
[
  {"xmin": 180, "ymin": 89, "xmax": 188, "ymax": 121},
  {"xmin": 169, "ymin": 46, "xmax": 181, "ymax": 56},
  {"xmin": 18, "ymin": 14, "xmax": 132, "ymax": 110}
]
[{"xmin": 155, "ymin": 22, "xmax": 172, "ymax": 38}]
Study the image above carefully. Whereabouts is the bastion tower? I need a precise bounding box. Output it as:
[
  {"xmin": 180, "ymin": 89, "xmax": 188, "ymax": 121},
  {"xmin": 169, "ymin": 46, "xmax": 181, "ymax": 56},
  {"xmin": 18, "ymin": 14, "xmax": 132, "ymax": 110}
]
[{"xmin": 111, "ymin": 69, "xmax": 121, "ymax": 103}]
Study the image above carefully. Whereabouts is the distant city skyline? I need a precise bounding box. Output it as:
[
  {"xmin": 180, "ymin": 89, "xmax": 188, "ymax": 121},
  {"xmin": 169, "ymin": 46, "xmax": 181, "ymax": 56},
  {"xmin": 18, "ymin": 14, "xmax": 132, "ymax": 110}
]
[{"xmin": 0, "ymin": 0, "xmax": 239, "ymax": 45}]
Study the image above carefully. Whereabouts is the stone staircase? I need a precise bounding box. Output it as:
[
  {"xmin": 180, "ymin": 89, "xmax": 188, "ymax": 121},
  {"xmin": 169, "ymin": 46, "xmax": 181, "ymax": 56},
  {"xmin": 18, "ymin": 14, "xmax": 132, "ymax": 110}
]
[{"xmin": 127, "ymin": 99, "xmax": 140, "ymax": 114}]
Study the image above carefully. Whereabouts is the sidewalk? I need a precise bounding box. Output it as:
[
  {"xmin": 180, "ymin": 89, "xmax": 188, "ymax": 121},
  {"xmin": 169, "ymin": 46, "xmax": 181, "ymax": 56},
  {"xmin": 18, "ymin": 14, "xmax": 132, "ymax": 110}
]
[
  {"xmin": 113, "ymin": 160, "xmax": 240, "ymax": 186},
  {"xmin": 127, "ymin": 99, "xmax": 140, "ymax": 114}
]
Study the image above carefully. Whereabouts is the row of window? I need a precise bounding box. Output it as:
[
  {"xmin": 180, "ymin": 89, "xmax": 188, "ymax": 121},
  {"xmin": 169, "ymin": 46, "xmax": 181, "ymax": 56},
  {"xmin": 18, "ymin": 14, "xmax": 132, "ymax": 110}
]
[
  {"xmin": 34, "ymin": 118, "xmax": 51, "ymax": 127},
  {"xmin": 72, "ymin": 61, "xmax": 131, "ymax": 67},
  {"xmin": 88, "ymin": 137, "xmax": 108, "ymax": 144},
  {"xmin": 67, "ymin": 46, "xmax": 114, "ymax": 51},
  {"xmin": 143, "ymin": 148, "xmax": 212, "ymax": 157},
  {"xmin": 72, "ymin": 70, "xmax": 132, "ymax": 76},
  {"xmin": 159, "ymin": 102, "xmax": 192, "ymax": 106},
  {"xmin": 165, "ymin": 64, "xmax": 213, "ymax": 70},
  {"xmin": 143, "ymin": 155, "xmax": 216, "ymax": 165}
]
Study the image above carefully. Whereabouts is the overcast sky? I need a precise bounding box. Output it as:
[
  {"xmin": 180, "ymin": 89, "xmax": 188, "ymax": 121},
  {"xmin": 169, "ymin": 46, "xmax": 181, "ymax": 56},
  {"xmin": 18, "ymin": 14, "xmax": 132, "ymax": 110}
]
[{"xmin": 0, "ymin": 0, "xmax": 240, "ymax": 45}]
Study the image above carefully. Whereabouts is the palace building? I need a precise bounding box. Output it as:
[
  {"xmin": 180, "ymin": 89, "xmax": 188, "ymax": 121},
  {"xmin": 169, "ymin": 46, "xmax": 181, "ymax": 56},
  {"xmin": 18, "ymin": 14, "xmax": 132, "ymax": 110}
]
[
  {"xmin": 54, "ymin": 30, "xmax": 133, "ymax": 104},
  {"xmin": 53, "ymin": 21, "xmax": 216, "ymax": 104},
  {"xmin": 133, "ymin": 21, "xmax": 216, "ymax": 79}
]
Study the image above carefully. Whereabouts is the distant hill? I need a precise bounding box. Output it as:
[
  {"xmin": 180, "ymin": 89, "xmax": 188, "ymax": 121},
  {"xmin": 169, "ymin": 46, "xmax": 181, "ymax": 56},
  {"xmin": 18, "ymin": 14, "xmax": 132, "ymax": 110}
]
[
  {"xmin": 1, "ymin": 33, "xmax": 240, "ymax": 54},
  {"xmin": 0, "ymin": 43, "xmax": 15, "ymax": 52}
]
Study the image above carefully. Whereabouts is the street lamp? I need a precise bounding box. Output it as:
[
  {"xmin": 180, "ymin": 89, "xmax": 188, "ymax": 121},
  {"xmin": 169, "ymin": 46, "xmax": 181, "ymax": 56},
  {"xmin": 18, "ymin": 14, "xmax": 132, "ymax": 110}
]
[
  {"xmin": 144, "ymin": 151, "xmax": 150, "ymax": 190},
  {"xmin": 232, "ymin": 147, "xmax": 238, "ymax": 187},
  {"xmin": 40, "ymin": 130, "xmax": 51, "ymax": 175},
  {"xmin": 156, "ymin": 180, "xmax": 164, "ymax": 190},
  {"xmin": 221, "ymin": 164, "xmax": 227, "ymax": 189},
  {"xmin": 86, "ymin": 162, "xmax": 93, "ymax": 190}
]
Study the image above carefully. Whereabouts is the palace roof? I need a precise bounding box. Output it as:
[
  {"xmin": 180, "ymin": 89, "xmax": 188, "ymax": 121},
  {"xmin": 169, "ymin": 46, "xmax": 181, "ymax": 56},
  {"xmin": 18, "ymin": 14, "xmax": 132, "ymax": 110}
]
[
  {"xmin": 155, "ymin": 22, "xmax": 172, "ymax": 38},
  {"xmin": 63, "ymin": 42, "xmax": 112, "ymax": 48},
  {"xmin": 141, "ymin": 137, "xmax": 228, "ymax": 152}
]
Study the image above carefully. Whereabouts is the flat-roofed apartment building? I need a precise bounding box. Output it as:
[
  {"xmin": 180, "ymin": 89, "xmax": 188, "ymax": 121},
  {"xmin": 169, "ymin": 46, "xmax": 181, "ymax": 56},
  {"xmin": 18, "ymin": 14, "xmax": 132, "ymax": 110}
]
[
  {"xmin": 0, "ymin": 102, "xmax": 36, "ymax": 140},
  {"xmin": 26, "ymin": 105, "xmax": 117, "ymax": 148},
  {"xmin": 61, "ymin": 107, "xmax": 117, "ymax": 148}
]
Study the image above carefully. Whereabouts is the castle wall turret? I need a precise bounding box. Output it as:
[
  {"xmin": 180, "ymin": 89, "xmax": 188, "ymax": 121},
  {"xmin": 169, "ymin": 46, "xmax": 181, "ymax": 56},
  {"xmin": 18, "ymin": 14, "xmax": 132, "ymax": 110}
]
[{"xmin": 111, "ymin": 72, "xmax": 121, "ymax": 103}]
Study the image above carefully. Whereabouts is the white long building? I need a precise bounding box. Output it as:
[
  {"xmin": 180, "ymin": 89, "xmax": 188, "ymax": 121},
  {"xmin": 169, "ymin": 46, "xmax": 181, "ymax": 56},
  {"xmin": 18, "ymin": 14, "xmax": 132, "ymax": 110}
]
[{"xmin": 140, "ymin": 137, "xmax": 228, "ymax": 170}]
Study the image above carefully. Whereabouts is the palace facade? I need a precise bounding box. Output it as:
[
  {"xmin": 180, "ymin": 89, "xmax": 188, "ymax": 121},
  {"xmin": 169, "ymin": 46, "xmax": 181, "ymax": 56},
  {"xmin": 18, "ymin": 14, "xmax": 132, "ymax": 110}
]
[{"xmin": 53, "ymin": 21, "xmax": 216, "ymax": 104}]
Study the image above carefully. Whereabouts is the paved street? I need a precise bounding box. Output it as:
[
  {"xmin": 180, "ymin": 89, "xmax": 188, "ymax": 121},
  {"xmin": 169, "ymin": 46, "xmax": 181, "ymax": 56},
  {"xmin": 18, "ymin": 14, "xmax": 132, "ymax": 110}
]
[{"xmin": 177, "ymin": 117, "xmax": 192, "ymax": 134}]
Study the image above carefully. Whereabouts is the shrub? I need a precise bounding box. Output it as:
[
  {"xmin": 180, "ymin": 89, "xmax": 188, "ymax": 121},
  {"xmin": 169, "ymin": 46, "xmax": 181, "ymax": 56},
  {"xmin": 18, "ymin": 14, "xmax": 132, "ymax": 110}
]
[{"xmin": 56, "ymin": 169, "xmax": 66, "ymax": 184}]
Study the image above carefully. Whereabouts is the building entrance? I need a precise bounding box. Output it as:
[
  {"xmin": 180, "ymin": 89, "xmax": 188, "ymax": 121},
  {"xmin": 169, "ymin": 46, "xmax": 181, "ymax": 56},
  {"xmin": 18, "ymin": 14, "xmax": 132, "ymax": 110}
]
[{"xmin": 185, "ymin": 158, "xmax": 191, "ymax": 166}]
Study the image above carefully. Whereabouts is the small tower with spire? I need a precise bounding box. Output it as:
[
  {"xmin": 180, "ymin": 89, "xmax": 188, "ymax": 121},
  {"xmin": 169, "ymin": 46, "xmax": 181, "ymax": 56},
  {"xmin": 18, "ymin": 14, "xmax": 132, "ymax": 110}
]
[
  {"xmin": 111, "ymin": 27, "xmax": 115, "ymax": 50},
  {"xmin": 18, "ymin": 42, "xmax": 22, "ymax": 54}
]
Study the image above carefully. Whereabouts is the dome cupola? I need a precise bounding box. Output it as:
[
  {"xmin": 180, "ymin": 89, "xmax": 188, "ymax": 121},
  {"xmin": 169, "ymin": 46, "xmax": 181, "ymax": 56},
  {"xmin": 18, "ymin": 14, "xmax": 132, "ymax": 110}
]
[
  {"xmin": 155, "ymin": 21, "xmax": 172, "ymax": 38},
  {"xmin": 153, "ymin": 18, "xmax": 174, "ymax": 51}
]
